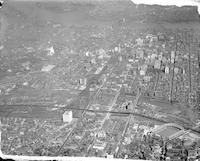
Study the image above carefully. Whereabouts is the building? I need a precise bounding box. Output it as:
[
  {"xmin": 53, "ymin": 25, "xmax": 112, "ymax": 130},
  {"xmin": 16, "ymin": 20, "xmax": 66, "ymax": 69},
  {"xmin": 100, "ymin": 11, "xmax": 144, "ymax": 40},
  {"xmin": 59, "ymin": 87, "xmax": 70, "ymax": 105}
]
[
  {"xmin": 21, "ymin": 61, "xmax": 31, "ymax": 70},
  {"xmin": 158, "ymin": 33, "xmax": 165, "ymax": 41},
  {"xmin": 165, "ymin": 66, "xmax": 170, "ymax": 74},
  {"xmin": 95, "ymin": 130, "xmax": 106, "ymax": 138},
  {"xmin": 93, "ymin": 141, "xmax": 107, "ymax": 150},
  {"xmin": 95, "ymin": 66, "xmax": 104, "ymax": 74},
  {"xmin": 151, "ymin": 123, "xmax": 184, "ymax": 139},
  {"xmin": 189, "ymin": 92, "xmax": 197, "ymax": 106},
  {"xmin": 98, "ymin": 48, "xmax": 106, "ymax": 56},
  {"xmin": 91, "ymin": 58, "xmax": 96, "ymax": 64},
  {"xmin": 79, "ymin": 78, "xmax": 87, "ymax": 90},
  {"xmin": 140, "ymin": 70, "xmax": 145, "ymax": 76},
  {"xmin": 162, "ymin": 56, "xmax": 167, "ymax": 64},
  {"xmin": 136, "ymin": 38, "xmax": 144, "ymax": 46},
  {"xmin": 196, "ymin": 87, "xmax": 200, "ymax": 108},
  {"xmin": 46, "ymin": 46, "xmax": 55, "ymax": 56},
  {"xmin": 0, "ymin": 1, "xmax": 4, "ymax": 9},
  {"xmin": 154, "ymin": 60, "xmax": 161, "ymax": 69},
  {"xmin": 118, "ymin": 56, "xmax": 122, "ymax": 62},
  {"xmin": 139, "ymin": 65, "xmax": 148, "ymax": 76},
  {"xmin": 136, "ymin": 49, "xmax": 144, "ymax": 59},
  {"xmin": 143, "ymin": 76, "xmax": 151, "ymax": 82},
  {"xmin": 154, "ymin": 90, "xmax": 163, "ymax": 98},
  {"xmin": 41, "ymin": 65, "xmax": 55, "ymax": 72},
  {"xmin": 146, "ymin": 34, "xmax": 158, "ymax": 43},
  {"xmin": 171, "ymin": 51, "xmax": 175, "ymax": 59},
  {"xmin": 174, "ymin": 67, "xmax": 179, "ymax": 74},
  {"xmin": 128, "ymin": 59, "xmax": 134, "ymax": 63},
  {"xmin": 85, "ymin": 51, "xmax": 91, "ymax": 57},
  {"xmin": 107, "ymin": 154, "xmax": 114, "ymax": 159},
  {"xmin": 151, "ymin": 54, "xmax": 157, "ymax": 60},
  {"xmin": 63, "ymin": 111, "xmax": 73, "ymax": 123}
]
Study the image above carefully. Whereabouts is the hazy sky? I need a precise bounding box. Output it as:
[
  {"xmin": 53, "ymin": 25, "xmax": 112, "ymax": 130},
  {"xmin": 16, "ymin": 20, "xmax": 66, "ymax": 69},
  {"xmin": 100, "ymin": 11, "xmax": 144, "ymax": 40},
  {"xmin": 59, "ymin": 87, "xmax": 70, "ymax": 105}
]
[{"xmin": 131, "ymin": 0, "xmax": 200, "ymax": 13}]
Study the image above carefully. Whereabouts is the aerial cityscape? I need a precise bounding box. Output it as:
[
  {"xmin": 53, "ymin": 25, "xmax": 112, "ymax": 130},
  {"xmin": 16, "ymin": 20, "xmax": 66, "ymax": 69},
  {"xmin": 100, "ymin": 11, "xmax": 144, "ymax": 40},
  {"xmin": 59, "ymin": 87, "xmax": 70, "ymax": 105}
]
[{"xmin": 0, "ymin": 0, "xmax": 200, "ymax": 160}]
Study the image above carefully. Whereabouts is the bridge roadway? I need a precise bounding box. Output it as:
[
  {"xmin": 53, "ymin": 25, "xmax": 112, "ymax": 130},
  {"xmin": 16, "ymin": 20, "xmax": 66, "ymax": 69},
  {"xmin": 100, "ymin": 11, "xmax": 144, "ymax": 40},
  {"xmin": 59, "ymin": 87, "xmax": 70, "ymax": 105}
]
[
  {"xmin": 55, "ymin": 65, "xmax": 111, "ymax": 155},
  {"xmin": 115, "ymin": 90, "xmax": 141, "ymax": 156}
]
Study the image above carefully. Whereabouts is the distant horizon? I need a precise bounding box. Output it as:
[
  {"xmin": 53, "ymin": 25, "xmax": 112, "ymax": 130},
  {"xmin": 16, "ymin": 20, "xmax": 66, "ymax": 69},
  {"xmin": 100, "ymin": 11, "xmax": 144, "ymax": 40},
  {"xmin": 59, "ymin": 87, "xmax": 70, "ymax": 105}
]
[
  {"xmin": 8, "ymin": 0, "xmax": 200, "ymax": 13},
  {"xmin": 131, "ymin": 0, "xmax": 200, "ymax": 13}
]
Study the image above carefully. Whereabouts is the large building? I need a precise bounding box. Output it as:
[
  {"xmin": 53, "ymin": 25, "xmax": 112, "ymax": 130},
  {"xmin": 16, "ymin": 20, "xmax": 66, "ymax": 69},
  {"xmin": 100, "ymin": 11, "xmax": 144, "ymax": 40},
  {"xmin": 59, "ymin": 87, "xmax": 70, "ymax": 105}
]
[
  {"xmin": 151, "ymin": 123, "xmax": 184, "ymax": 139},
  {"xmin": 151, "ymin": 123, "xmax": 200, "ymax": 146},
  {"xmin": 63, "ymin": 111, "xmax": 73, "ymax": 123}
]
